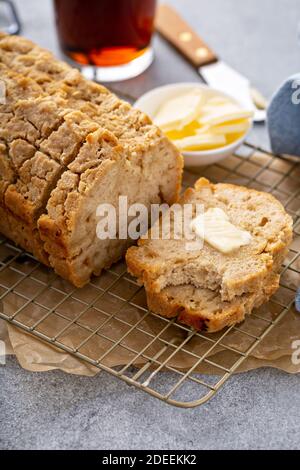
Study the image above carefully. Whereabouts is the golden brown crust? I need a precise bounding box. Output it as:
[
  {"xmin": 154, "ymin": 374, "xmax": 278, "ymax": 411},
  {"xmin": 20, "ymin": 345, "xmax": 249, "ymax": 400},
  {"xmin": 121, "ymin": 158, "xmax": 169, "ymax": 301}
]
[{"xmin": 0, "ymin": 204, "xmax": 49, "ymax": 265}]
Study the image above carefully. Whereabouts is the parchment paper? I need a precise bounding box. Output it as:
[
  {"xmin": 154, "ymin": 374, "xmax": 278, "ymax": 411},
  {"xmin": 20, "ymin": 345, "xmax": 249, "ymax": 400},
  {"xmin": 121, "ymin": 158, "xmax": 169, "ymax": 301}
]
[{"xmin": 1, "ymin": 301, "xmax": 299, "ymax": 376}]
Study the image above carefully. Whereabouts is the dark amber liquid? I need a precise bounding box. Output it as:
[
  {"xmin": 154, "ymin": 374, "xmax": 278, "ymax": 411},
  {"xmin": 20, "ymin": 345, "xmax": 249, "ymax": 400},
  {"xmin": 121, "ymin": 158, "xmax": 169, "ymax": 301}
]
[{"xmin": 53, "ymin": 0, "xmax": 157, "ymax": 66}]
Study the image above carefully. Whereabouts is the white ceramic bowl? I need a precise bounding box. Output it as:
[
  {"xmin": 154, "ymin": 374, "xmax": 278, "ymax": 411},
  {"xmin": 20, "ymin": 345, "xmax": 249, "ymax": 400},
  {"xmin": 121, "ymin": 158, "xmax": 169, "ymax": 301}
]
[{"xmin": 134, "ymin": 82, "xmax": 253, "ymax": 168}]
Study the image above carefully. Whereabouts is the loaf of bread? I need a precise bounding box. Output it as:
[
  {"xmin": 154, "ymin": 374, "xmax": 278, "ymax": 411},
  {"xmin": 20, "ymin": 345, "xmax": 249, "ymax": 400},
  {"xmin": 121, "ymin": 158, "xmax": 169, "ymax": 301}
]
[
  {"xmin": 0, "ymin": 34, "xmax": 183, "ymax": 286},
  {"xmin": 126, "ymin": 178, "xmax": 293, "ymax": 331}
]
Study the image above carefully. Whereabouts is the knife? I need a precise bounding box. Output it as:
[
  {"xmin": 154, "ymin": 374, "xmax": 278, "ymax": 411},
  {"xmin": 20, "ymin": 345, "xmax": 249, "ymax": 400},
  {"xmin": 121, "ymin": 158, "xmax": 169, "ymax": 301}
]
[{"xmin": 155, "ymin": 4, "xmax": 266, "ymax": 122}]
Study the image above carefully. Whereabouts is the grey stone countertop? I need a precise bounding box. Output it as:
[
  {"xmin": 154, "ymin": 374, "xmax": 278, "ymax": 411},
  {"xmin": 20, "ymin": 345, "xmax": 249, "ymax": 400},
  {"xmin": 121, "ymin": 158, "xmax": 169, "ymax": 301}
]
[{"xmin": 0, "ymin": 0, "xmax": 300, "ymax": 450}]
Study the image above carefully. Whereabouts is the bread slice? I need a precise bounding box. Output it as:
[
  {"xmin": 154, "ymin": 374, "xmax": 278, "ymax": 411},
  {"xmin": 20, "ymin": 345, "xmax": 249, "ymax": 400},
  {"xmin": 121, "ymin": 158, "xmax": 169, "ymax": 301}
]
[
  {"xmin": 126, "ymin": 178, "xmax": 293, "ymax": 302},
  {"xmin": 146, "ymin": 274, "xmax": 280, "ymax": 332}
]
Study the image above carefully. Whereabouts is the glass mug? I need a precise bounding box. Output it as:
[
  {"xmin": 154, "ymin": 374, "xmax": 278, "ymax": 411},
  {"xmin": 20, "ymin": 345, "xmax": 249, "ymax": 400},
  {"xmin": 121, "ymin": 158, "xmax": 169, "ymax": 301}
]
[{"xmin": 53, "ymin": 0, "xmax": 157, "ymax": 82}]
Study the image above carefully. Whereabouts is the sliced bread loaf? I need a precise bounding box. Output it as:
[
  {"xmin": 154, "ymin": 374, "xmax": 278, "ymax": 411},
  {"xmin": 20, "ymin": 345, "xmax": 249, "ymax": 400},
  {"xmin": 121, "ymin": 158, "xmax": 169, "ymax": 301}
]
[{"xmin": 0, "ymin": 35, "xmax": 183, "ymax": 286}]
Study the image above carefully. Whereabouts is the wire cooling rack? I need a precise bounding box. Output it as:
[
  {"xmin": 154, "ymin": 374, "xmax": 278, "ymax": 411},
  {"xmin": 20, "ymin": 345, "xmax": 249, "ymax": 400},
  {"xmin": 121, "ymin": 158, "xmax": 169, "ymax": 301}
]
[{"xmin": 0, "ymin": 143, "xmax": 299, "ymax": 408}]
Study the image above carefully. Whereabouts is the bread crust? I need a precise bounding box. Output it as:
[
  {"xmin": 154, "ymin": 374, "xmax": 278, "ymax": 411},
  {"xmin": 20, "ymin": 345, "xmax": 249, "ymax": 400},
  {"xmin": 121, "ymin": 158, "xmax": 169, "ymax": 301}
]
[{"xmin": 0, "ymin": 204, "xmax": 49, "ymax": 264}]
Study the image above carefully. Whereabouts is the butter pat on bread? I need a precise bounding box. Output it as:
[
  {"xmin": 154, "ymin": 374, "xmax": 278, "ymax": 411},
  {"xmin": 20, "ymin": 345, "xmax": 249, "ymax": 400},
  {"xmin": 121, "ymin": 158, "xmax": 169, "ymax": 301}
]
[{"xmin": 126, "ymin": 178, "xmax": 293, "ymax": 331}]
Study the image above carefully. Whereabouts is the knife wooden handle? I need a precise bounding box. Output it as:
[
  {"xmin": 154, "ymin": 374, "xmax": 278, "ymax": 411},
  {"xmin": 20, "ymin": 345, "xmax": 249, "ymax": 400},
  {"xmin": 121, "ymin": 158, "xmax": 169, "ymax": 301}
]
[{"xmin": 155, "ymin": 4, "xmax": 218, "ymax": 67}]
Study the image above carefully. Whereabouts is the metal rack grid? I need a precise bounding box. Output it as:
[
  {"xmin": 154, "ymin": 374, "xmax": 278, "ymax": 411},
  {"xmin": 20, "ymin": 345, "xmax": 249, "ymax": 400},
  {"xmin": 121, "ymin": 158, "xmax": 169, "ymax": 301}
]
[{"xmin": 0, "ymin": 142, "xmax": 299, "ymax": 408}]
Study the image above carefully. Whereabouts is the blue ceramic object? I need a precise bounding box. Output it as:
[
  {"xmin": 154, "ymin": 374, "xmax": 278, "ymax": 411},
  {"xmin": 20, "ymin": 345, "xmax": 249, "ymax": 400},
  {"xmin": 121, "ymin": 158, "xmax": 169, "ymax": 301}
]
[
  {"xmin": 295, "ymin": 288, "xmax": 300, "ymax": 313},
  {"xmin": 267, "ymin": 74, "xmax": 300, "ymax": 157}
]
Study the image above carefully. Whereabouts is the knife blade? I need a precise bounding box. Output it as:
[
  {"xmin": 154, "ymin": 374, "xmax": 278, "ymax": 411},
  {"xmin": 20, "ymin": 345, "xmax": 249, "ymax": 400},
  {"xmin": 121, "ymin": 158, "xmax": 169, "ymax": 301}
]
[{"xmin": 155, "ymin": 4, "xmax": 266, "ymax": 122}]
